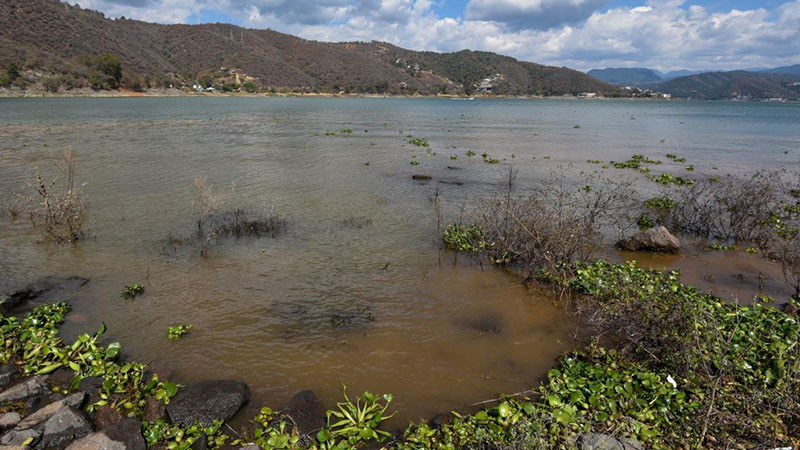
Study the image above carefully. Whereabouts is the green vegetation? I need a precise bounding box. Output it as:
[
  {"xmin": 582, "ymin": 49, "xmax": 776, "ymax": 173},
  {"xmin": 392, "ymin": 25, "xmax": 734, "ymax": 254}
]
[
  {"xmin": 0, "ymin": 303, "xmax": 179, "ymax": 416},
  {"xmin": 636, "ymin": 214, "xmax": 655, "ymax": 230},
  {"xmin": 466, "ymin": 150, "xmax": 476, "ymax": 157},
  {"xmin": 708, "ymin": 243, "xmax": 737, "ymax": 251},
  {"xmin": 407, "ymin": 137, "xmax": 429, "ymax": 147},
  {"xmin": 442, "ymin": 224, "xmax": 485, "ymax": 253},
  {"xmin": 610, "ymin": 154, "xmax": 662, "ymax": 170},
  {"xmin": 168, "ymin": 324, "xmax": 193, "ymax": 340},
  {"xmin": 143, "ymin": 419, "xmax": 228, "ymax": 449},
  {"xmin": 0, "ymin": 62, "xmax": 20, "ymax": 87},
  {"xmin": 649, "ymin": 173, "xmax": 694, "ymax": 185},
  {"xmin": 83, "ymin": 53, "xmax": 122, "ymax": 90},
  {"xmin": 410, "ymin": 160, "xmax": 420, "ymax": 166},
  {"xmin": 120, "ymin": 283, "xmax": 145, "ymax": 299}
]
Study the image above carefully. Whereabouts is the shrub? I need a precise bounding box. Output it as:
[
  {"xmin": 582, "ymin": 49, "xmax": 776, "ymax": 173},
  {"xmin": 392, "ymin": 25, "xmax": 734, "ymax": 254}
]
[
  {"xmin": 24, "ymin": 150, "xmax": 89, "ymax": 243},
  {"xmin": 190, "ymin": 176, "xmax": 233, "ymax": 235}
]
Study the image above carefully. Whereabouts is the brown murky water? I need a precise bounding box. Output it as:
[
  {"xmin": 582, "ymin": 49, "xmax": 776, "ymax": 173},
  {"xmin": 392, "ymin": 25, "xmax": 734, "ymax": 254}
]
[{"xmin": 1, "ymin": 97, "xmax": 798, "ymax": 423}]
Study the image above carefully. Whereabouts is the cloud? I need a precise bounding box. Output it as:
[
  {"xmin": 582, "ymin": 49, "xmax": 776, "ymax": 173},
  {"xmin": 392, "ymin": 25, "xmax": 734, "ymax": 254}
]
[
  {"xmin": 68, "ymin": 0, "xmax": 800, "ymax": 72},
  {"xmin": 465, "ymin": 0, "xmax": 611, "ymax": 30}
]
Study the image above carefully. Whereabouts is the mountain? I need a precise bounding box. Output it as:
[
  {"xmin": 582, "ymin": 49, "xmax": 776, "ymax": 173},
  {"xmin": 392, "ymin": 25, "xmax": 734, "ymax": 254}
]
[
  {"xmin": 656, "ymin": 70, "xmax": 800, "ymax": 100},
  {"xmin": 761, "ymin": 64, "xmax": 800, "ymax": 76},
  {"xmin": 587, "ymin": 68, "xmax": 663, "ymax": 85},
  {"xmin": 0, "ymin": 0, "xmax": 614, "ymax": 96},
  {"xmin": 662, "ymin": 69, "xmax": 705, "ymax": 80}
]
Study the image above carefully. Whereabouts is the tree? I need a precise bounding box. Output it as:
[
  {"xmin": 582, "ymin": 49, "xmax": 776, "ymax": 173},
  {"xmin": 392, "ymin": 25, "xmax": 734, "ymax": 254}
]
[{"xmin": 84, "ymin": 53, "xmax": 122, "ymax": 89}]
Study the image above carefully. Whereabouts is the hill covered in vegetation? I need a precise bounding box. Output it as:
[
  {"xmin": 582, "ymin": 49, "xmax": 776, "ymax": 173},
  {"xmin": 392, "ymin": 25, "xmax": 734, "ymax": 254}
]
[
  {"xmin": 655, "ymin": 70, "xmax": 800, "ymax": 100},
  {"xmin": 0, "ymin": 0, "xmax": 614, "ymax": 96}
]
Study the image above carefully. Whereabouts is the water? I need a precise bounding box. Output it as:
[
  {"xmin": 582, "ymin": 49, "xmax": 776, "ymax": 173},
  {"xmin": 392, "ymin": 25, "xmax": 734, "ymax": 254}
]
[{"xmin": 0, "ymin": 97, "xmax": 798, "ymax": 423}]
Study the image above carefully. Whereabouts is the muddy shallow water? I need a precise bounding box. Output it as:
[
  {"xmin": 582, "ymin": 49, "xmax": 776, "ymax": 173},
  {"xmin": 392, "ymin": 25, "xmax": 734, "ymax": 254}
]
[{"xmin": 1, "ymin": 97, "xmax": 799, "ymax": 424}]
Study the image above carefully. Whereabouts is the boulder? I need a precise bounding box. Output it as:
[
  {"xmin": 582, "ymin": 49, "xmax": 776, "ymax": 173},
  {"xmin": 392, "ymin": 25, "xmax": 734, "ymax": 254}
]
[
  {"xmin": 0, "ymin": 376, "xmax": 50, "ymax": 404},
  {"xmin": 37, "ymin": 406, "xmax": 92, "ymax": 449},
  {"xmin": 576, "ymin": 433, "xmax": 644, "ymax": 450},
  {"xmin": 0, "ymin": 365, "xmax": 19, "ymax": 390},
  {"xmin": 280, "ymin": 390, "xmax": 326, "ymax": 435},
  {"xmin": 142, "ymin": 396, "xmax": 166, "ymax": 423},
  {"xmin": 0, "ymin": 413, "xmax": 21, "ymax": 430},
  {"xmin": 463, "ymin": 312, "xmax": 505, "ymax": 335},
  {"xmin": 166, "ymin": 380, "xmax": 250, "ymax": 427},
  {"xmin": 16, "ymin": 393, "xmax": 85, "ymax": 430},
  {"xmin": 0, "ymin": 276, "xmax": 89, "ymax": 314},
  {"xmin": 77, "ymin": 377, "xmax": 104, "ymax": 403},
  {"xmin": 93, "ymin": 407, "xmax": 123, "ymax": 430},
  {"xmin": 66, "ymin": 418, "xmax": 144, "ymax": 450},
  {"xmin": 0, "ymin": 428, "xmax": 40, "ymax": 447},
  {"xmin": 616, "ymin": 226, "xmax": 681, "ymax": 253}
]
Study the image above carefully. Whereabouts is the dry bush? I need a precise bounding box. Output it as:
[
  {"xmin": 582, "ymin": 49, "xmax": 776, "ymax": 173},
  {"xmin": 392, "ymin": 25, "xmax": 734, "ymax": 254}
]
[
  {"xmin": 468, "ymin": 169, "xmax": 637, "ymax": 291},
  {"xmin": 212, "ymin": 208, "xmax": 287, "ymax": 238},
  {"xmin": 24, "ymin": 150, "xmax": 89, "ymax": 243},
  {"xmin": 190, "ymin": 176, "xmax": 233, "ymax": 234}
]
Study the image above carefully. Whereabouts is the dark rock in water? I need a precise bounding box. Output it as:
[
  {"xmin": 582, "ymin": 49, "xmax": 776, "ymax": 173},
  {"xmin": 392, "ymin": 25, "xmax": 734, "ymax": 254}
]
[
  {"xmin": 446, "ymin": 166, "xmax": 462, "ymax": 170},
  {"xmin": 16, "ymin": 393, "xmax": 85, "ymax": 430},
  {"xmin": 188, "ymin": 432, "xmax": 207, "ymax": 450},
  {"xmin": 166, "ymin": 380, "xmax": 250, "ymax": 427},
  {"xmin": 0, "ymin": 412, "xmax": 21, "ymax": 430},
  {"xmin": 411, "ymin": 174, "xmax": 432, "ymax": 182},
  {"xmin": 78, "ymin": 376, "xmax": 104, "ymax": 402},
  {"xmin": 463, "ymin": 312, "xmax": 505, "ymax": 335},
  {"xmin": 37, "ymin": 405, "xmax": 92, "ymax": 449},
  {"xmin": 0, "ymin": 427, "xmax": 41, "ymax": 446},
  {"xmin": 50, "ymin": 368, "xmax": 76, "ymax": 392},
  {"xmin": 430, "ymin": 413, "xmax": 452, "ymax": 427},
  {"xmin": 142, "ymin": 395, "xmax": 166, "ymax": 423},
  {"xmin": 576, "ymin": 433, "xmax": 644, "ymax": 450},
  {"xmin": 281, "ymin": 390, "xmax": 326, "ymax": 435},
  {"xmin": 616, "ymin": 226, "xmax": 681, "ymax": 253},
  {"xmin": 781, "ymin": 302, "xmax": 798, "ymax": 316},
  {"xmin": 65, "ymin": 417, "xmax": 145, "ymax": 450},
  {"xmin": 438, "ymin": 180, "xmax": 464, "ymax": 186},
  {"xmin": 1, "ymin": 276, "xmax": 89, "ymax": 313},
  {"xmin": 0, "ymin": 375, "xmax": 50, "ymax": 404},
  {"xmin": 0, "ymin": 364, "xmax": 19, "ymax": 389}
]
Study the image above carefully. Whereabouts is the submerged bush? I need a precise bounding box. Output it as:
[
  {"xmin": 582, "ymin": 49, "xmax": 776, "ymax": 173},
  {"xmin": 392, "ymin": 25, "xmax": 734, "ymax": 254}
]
[{"xmin": 23, "ymin": 150, "xmax": 89, "ymax": 243}]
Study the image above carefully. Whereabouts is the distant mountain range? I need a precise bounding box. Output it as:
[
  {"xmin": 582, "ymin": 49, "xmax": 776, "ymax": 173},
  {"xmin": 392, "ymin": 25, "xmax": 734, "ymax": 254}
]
[
  {"xmin": 0, "ymin": 0, "xmax": 615, "ymax": 97},
  {"xmin": 588, "ymin": 66, "xmax": 800, "ymax": 100}
]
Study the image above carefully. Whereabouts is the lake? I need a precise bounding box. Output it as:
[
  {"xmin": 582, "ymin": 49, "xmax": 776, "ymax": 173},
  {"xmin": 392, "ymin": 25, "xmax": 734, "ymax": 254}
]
[{"xmin": 1, "ymin": 97, "xmax": 798, "ymax": 424}]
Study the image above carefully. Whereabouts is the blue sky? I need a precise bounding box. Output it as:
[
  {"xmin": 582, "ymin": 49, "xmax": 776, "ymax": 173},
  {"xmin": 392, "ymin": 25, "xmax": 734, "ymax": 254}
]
[{"xmin": 70, "ymin": 0, "xmax": 800, "ymax": 72}]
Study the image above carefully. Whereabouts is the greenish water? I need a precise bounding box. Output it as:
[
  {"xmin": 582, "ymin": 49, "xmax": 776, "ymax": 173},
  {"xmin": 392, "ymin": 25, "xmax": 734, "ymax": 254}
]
[{"xmin": 0, "ymin": 97, "xmax": 798, "ymax": 423}]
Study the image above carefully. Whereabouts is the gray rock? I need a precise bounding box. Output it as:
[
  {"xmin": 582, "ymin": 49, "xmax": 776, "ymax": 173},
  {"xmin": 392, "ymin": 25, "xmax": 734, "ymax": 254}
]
[
  {"xmin": 0, "ymin": 376, "xmax": 50, "ymax": 404},
  {"xmin": 281, "ymin": 390, "xmax": 325, "ymax": 434},
  {"xmin": 64, "ymin": 433, "xmax": 125, "ymax": 450},
  {"xmin": 77, "ymin": 377, "xmax": 104, "ymax": 402},
  {"xmin": 166, "ymin": 380, "xmax": 250, "ymax": 427},
  {"xmin": 0, "ymin": 413, "xmax": 21, "ymax": 430},
  {"xmin": 238, "ymin": 445, "xmax": 259, "ymax": 450},
  {"xmin": 37, "ymin": 406, "xmax": 91, "ymax": 449},
  {"xmin": 66, "ymin": 418, "xmax": 144, "ymax": 450},
  {"xmin": 16, "ymin": 393, "xmax": 85, "ymax": 430},
  {"xmin": 577, "ymin": 433, "xmax": 644, "ymax": 450},
  {"xmin": 0, "ymin": 428, "xmax": 41, "ymax": 447},
  {"xmin": 0, "ymin": 365, "xmax": 19, "ymax": 390},
  {"xmin": 616, "ymin": 226, "xmax": 681, "ymax": 253}
]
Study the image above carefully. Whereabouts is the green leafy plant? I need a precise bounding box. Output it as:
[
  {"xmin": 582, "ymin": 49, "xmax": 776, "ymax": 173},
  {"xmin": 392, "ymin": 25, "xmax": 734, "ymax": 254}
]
[
  {"xmin": 442, "ymin": 224, "xmax": 486, "ymax": 253},
  {"xmin": 407, "ymin": 137, "xmax": 429, "ymax": 147},
  {"xmin": 316, "ymin": 387, "xmax": 395, "ymax": 449},
  {"xmin": 120, "ymin": 283, "xmax": 145, "ymax": 299},
  {"xmin": 168, "ymin": 324, "xmax": 193, "ymax": 340},
  {"xmin": 143, "ymin": 419, "xmax": 229, "ymax": 450}
]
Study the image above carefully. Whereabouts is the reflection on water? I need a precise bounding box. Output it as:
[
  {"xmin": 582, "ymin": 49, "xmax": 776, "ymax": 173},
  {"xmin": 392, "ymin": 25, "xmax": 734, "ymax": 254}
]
[{"xmin": 1, "ymin": 97, "xmax": 799, "ymax": 422}]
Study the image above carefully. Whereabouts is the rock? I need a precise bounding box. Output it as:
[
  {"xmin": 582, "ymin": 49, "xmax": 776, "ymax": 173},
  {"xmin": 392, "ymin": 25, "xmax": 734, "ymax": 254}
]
[
  {"xmin": 65, "ymin": 417, "xmax": 145, "ymax": 450},
  {"xmin": 0, "ymin": 365, "xmax": 19, "ymax": 390},
  {"xmin": 0, "ymin": 288, "xmax": 43, "ymax": 314},
  {"xmin": 77, "ymin": 377, "xmax": 104, "ymax": 402},
  {"xmin": 616, "ymin": 226, "xmax": 681, "ymax": 253},
  {"xmin": 166, "ymin": 380, "xmax": 250, "ymax": 427},
  {"xmin": 411, "ymin": 175, "xmax": 432, "ymax": 181},
  {"xmin": 37, "ymin": 406, "xmax": 92, "ymax": 449},
  {"xmin": 0, "ymin": 428, "xmax": 41, "ymax": 447},
  {"xmin": 141, "ymin": 396, "xmax": 166, "ymax": 423},
  {"xmin": 49, "ymin": 369, "xmax": 76, "ymax": 392},
  {"xmin": 463, "ymin": 312, "xmax": 505, "ymax": 335},
  {"xmin": 280, "ymin": 390, "xmax": 325, "ymax": 434},
  {"xmin": 64, "ymin": 433, "xmax": 125, "ymax": 450},
  {"xmin": 0, "ymin": 376, "xmax": 50, "ymax": 404},
  {"xmin": 93, "ymin": 406, "xmax": 123, "ymax": 430},
  {"xmin": 0, "ymin": 413, "xmax": 21, "ymax": 430},
  {"xmin": 16, "ymin": 393, "xmax": 85, "ymax": 430},
  {"xmin": 188, "ymin": 433, "xmax": 207, "ymax": 450},
  {"xmin": 0, "ymin": 277, "xmax": 89, "ymax": 314},
  {"xmin": 239, "ymin": 445, "xmax": 259, "ymax": 450},
  {"xmin": 576, "ymin": 433, "xmax": 644, "ymax": 450},
  {"xmin": 781, "ymin": 302, "xmax": 798, "ymax": 316}
]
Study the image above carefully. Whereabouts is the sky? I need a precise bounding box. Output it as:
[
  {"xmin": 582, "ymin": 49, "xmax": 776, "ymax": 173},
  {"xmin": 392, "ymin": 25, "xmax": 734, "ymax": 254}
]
[{"xmin": 67, "ymin": 0, "xmax": 800, "ymax": 72}]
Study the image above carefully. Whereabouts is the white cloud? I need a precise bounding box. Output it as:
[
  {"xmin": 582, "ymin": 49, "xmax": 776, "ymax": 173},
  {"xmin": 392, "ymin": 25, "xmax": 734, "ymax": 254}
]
[
  {"xmin": 465, "ymin": 0, "xmax": 611, "ymax": 30},
  {"xmin": 67, "ymin": 0, "xmax": 800, "ymax": 71}
]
